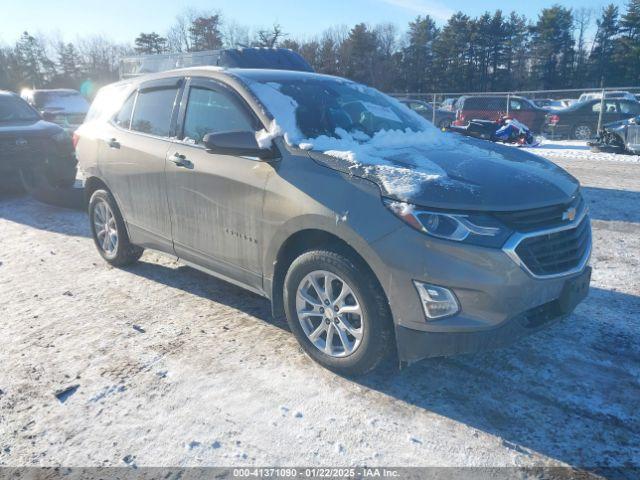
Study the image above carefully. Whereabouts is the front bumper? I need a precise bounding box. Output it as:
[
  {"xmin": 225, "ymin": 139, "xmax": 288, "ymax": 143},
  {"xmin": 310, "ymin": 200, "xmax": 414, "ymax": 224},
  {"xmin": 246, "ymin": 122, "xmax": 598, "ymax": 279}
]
[{"xmin": 368, "ymin": 222, "xmax": 592, "ymax": 363}]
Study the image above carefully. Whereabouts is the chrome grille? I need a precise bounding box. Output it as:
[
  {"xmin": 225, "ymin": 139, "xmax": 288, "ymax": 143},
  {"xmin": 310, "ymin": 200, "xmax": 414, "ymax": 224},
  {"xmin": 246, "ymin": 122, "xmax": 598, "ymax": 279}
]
[{"xmin": 514, "ymin": 217, "xmax": 591, "ymax": 276}]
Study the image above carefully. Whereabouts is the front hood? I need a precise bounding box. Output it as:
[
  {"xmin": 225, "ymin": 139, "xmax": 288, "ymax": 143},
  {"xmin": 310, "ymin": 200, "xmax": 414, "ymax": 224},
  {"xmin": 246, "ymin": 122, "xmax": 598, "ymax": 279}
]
[
  {"xmin": 0, "ymin": 119, "xmax": 62, "ymax": 137},
  {"xmin": 308, "ymin": 136, "xmax": 579, "ymax": 211}
]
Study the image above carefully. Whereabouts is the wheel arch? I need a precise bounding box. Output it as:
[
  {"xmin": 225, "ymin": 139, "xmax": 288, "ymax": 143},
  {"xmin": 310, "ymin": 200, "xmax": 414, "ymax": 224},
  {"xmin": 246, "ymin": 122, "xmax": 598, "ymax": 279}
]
[
  {"xmin": 269, "ymin": 228, "xmax": 387, "ymax": 320},
  {"xmin": 84, "ymin": 176, "xmax": 111, "ymax": 207}
]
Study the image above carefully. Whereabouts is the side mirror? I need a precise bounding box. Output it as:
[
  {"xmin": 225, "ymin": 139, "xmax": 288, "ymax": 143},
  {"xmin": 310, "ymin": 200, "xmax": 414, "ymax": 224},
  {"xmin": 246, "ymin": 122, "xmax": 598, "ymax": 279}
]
[
  {"xmin": 41, "ymin": 111, "xmax": 56, "ymax": 122},
  {"xmin": 203, "ymin": 131, "xmax": 276, "ymax": 160}
]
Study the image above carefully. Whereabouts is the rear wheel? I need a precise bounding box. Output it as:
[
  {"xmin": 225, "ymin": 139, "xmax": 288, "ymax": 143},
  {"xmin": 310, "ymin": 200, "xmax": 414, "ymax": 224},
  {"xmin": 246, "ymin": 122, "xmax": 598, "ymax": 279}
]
[
  {"xmin": 283, "ymin": 249, "xmax": 393, "ymax": 376},
  {"xmin": 572, "ymin": 123, "xmax": 594, "ymax": 140},
  {"xmin": 89, "ymin": 189, "xmax": 143, "ymax": 266}
]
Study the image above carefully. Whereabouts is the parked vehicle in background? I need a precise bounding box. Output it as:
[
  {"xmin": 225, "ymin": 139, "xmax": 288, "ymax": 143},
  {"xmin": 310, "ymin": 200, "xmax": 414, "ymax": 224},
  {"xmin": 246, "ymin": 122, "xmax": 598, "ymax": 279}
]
[
  {"xmin": 531, "ymin": 98, "xmax": 554, "ymax": 109},
  {"xmin": 398, "ymin": 98, "xmax": 455, "ymax": 128},
  {"xmin": 531, "ymin": 98, "xmax": 574, "ymax": 110},
  {"xmin": 440, "ymin": 97, "xmax": 458, "ymax": 111},
  {"xmin": 543, "ymin": 98, "xmax": 640, "ymax": 140},
  {"xmin": 578, "ymin": 91, "xmax": 637, "ymax": 102},
  {"xmin": 588, "ymin": 115, "xmax": 640, "ymax": 154},
  {"xmin": 76, "ymin": 67, "xmax": 591, "ymax": 375},
  {"xmin": 453, "ymin": 95, "xmax": 547, "ymax": 133},
  {"xmin": 635, "ymin": 94, "xmax": 640, "ymax": 102},
  {"xmin": 0, "ymin": 90, "xmax": 76, "ymax": 193},
  {"xmin": 21, "ymin": 89, "xmax": 89, "ymax": 132}
]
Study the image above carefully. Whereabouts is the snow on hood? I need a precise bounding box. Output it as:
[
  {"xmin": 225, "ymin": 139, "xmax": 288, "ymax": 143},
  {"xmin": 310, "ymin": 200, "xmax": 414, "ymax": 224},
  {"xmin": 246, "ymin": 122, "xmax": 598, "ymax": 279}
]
[{"xmin": 246, "ymin": 78, "xmax": 508, "ymax": 201}]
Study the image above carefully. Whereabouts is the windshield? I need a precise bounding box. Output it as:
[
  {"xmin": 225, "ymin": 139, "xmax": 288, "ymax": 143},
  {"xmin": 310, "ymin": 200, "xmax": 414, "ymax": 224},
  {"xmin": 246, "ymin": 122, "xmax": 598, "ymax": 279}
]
[
  {"xmin": 0, "ymin": 95, "xmax": 40, "ymax": 122},
  {"xmin": 250, "ymin": 77, "xmax": 426, "ymax": 140},
  {"xmin": 33, "ymin": 91, "xmax": 89, "ymax": 112}
]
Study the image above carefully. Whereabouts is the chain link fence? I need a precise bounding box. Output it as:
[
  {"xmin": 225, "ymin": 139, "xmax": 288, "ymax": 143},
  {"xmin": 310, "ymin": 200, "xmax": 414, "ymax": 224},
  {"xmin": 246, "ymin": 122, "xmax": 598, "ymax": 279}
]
[{"xmin": 391, "ymin": 87, "xmax": 640, "ymax": 140}]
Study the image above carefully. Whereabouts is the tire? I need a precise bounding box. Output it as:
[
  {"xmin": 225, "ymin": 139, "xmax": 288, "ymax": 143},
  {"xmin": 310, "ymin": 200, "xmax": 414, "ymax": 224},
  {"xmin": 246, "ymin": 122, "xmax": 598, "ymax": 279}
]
[
  {"xmin": 283, "ymin": 249, "xmax": 393, "ymax": 376},
  {"xmin": 88, "ymin": 189, "xmax": 143, "ymax": 267},
  {"xmin": 438, "ymin": 119, "xmax": 451, "ymax": 129},
  {"xmin": 572, "ymin": 123, "xmax": 594, "ymax": 141}
]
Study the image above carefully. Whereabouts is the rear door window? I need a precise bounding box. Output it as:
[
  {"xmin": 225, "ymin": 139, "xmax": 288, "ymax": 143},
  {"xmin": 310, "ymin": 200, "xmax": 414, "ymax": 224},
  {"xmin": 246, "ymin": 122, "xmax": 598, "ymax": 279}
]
[
  {"xmin": 131, "ymin": 87, "xmax": 179, "ymax": 137},
  {"xmin": 182, "ymin": 86, "xmax": 254, "ymax": 144}
]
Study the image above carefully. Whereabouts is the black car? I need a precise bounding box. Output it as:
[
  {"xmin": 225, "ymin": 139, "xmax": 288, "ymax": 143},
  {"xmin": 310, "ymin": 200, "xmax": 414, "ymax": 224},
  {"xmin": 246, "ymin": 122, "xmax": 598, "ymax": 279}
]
[
  {"xmin": 543, "ymin": 98, "xmax": 640, "ymax": 140},
  {"xmin": 0, "ymin": 90, "xmax": 77, "ymax": 193},
  {"xmin": 399, "ymin": 98, "xmax": 455, "ymax": 128},
  {"xmin": 590, "ymin": 115, "xmax": 640, "ymax": 154}
]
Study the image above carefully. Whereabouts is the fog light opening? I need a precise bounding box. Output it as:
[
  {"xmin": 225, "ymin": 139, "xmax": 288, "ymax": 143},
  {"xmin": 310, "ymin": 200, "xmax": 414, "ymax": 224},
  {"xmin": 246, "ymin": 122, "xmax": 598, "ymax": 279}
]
[{"xmin": 413, "ymin": 282, "xmax": 460, "ymax": 320}]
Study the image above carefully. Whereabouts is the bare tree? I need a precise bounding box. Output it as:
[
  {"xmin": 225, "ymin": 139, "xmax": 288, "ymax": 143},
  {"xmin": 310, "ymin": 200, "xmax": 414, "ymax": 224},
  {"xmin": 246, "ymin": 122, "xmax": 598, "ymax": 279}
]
[{"xmin": 254, "ymin": 24, "xmax": 287, "ymax": 48}]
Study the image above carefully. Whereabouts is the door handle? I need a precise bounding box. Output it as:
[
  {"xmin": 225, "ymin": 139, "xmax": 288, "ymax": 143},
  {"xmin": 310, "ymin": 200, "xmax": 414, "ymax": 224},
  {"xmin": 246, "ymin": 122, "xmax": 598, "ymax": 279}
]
[
  {"xmin": 106, "ymin": 138, "xmax": 120, "ymax": 149},
  {"xmin": 170, "ymin": 152, "xmax": 192, "ymax": 168}
]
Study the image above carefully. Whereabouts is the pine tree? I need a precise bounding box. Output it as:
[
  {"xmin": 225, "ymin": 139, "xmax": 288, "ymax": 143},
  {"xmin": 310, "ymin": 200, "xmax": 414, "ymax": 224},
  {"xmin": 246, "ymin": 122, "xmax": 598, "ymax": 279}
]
[
  {"xmin": 15, "ymin": 31, "xmax": 56, "ymax": 87},
  {"xmin": 189, "ymin": 15, "xmax": 223, "ymax": 52},
  {"xmin": 342, "ymin": 23, "xmax": 379, "ymax": 85},
  {"xmin": 589, "ymin": 5, "xmax": 620, "ymax": 86},
  {"xmin": 402, "ymin": 16, "xmax": 438, "ymax": 93},
  {"xmin": 530, "ymin": 6, "xmax": 575, "ymax": 89},
  {"xmin": 134, "ymin": 32, "xmax": 167, "ymax": 54},
  {"xmin": 618, "ymin": 0, "xmax": 640, "ymax": 84}
]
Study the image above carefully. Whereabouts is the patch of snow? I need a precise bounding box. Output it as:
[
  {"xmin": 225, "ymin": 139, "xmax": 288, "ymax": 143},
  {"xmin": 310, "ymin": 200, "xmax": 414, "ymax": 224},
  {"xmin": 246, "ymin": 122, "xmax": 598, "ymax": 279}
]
[
  {"xmin": 522, "ymin": 139, "xmax": 640, "ymax": 163},
  {"xmin": 245, "ymin": 80, "xmax": 303, "ymax": 145},
  {"xmin": 255, "ymin": 120, "xmax": 283, "ymax": 149}
]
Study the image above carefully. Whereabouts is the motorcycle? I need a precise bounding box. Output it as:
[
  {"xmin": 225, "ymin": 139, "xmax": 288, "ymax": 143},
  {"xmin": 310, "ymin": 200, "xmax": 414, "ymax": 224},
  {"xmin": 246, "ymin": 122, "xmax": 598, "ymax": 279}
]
[{"xmin": 447, "ymin": 115, "xmax": 539, "ymax": 147}]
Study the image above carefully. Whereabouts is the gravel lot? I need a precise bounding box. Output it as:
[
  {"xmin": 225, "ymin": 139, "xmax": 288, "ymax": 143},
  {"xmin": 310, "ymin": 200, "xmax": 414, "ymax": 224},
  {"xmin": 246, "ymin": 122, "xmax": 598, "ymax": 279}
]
[{"xmin": 0, "ymin": 147, "xmax": 638, "ymax": 474}]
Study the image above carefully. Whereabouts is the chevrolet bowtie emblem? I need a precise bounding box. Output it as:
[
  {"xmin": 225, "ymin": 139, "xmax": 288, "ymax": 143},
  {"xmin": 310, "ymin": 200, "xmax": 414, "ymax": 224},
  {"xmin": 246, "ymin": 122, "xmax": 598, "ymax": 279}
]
[{"xmin": 562, "ymin": 207, "xmax": 577, "ymax": 222}]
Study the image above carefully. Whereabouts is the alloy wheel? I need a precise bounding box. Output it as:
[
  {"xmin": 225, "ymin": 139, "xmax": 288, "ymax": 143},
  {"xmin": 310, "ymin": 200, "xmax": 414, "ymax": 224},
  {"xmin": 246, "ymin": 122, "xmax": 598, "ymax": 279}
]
[
  {"xmin": 295, "ymin": 270, "xmax": 364, "ymax": 357},
  {"xmin": 93, "ymin": 200, "xmax": 118, "ymax": 256},
  {"xmin": 574, "ymin": 125, "xmax": 593, "ymax": 140}
]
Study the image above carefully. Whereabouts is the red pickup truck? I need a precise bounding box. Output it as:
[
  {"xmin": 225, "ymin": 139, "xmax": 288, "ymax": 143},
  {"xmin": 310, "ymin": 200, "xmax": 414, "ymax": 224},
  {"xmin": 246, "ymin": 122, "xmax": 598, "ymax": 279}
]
[{"xmin": 453, "ymin": 95, "xmax": 547, "ymax": 133}]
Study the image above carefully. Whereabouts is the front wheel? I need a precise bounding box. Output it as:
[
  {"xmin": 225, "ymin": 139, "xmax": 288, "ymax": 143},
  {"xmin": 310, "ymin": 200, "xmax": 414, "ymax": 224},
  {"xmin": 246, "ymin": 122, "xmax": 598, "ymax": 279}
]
[
  {"xmin": 572, "ymin": 123, "xmax": 594, "ymax": 140},
  {"xmin": 283, "ymin": 250, "xmax": 393, "ymax": 376},
  {"xmin": 88, "ymin": 189, "xmax": 143, "ymax": 267}
]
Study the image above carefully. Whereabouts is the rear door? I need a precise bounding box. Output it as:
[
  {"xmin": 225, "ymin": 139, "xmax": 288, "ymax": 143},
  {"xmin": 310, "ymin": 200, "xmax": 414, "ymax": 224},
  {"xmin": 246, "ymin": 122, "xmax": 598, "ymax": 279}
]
[
  {"xmin": 165, "ymin": 77, "xmax": 273, "ymax": 291},
  {"xmin": 97, "ymin": 77, "xmax": 183, "ymax": 251}
]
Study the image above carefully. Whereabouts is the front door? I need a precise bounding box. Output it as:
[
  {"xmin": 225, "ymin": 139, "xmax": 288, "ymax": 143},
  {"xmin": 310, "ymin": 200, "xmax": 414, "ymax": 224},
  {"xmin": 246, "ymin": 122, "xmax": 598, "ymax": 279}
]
[{"xmin": 165, "ymin": 77, "xmax": 273, "ymax": 291}]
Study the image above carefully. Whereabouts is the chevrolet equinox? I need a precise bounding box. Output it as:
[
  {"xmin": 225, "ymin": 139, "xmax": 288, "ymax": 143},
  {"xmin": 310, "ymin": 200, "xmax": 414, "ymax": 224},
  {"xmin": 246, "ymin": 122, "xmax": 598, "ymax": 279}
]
[{"xmin": 76, "ymin": 68, "xmax": 592, "ymax": 375}]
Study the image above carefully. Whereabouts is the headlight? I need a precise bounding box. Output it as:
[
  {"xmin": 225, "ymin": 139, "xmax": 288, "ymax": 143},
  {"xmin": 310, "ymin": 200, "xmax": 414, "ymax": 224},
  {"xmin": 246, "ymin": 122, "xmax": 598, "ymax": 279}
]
[{"xmin": 384, "ymin": 199, "xmax": 512, "ymax": 248}]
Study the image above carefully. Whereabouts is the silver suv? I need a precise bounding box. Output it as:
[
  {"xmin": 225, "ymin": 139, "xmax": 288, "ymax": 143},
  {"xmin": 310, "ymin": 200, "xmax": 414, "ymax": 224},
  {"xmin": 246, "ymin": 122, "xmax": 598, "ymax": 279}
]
[{"xmin": 76, "ymin": 68, "xmax": 592, "ymax": 375}]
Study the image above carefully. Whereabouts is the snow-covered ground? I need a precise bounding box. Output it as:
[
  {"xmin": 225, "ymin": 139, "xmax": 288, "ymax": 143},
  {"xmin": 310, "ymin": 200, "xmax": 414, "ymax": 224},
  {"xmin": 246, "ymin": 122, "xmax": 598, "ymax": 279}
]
[
  {"xmin": 524, "ymin": 138, "xmax": 640, "ymax": 163},
  {"xmin": 0, "ymin": 150, "xmax": 638, "ymax": 473}
]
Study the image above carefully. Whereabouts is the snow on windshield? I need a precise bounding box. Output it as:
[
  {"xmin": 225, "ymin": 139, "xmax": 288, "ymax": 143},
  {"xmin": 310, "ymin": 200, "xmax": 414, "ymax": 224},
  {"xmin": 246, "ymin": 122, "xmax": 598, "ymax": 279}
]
[{"xmin": 246, "ymin": 78, "xmax": 505, "ymax": 199}]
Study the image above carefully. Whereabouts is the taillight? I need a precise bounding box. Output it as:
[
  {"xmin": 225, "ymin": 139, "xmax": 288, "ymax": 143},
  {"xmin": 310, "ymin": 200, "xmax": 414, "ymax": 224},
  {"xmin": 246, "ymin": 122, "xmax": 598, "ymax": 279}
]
[
  {"xmin": 72, "ymin": 132, "xmax": 80, "ymax": 149},
  {"xmin": 548, "ymin": 114, "xmax": 560, "ymax": 125},
  {"xmin": 456, "ymin": 111, "xmax": 465, "ymax": 122}
]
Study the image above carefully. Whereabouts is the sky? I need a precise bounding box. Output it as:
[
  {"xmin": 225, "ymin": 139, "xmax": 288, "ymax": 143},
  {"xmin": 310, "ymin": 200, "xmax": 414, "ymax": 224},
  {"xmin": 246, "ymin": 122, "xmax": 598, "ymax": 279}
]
[{"xmin": 0, "ymin": 0, "xmax": 627, "ymax": 44}]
